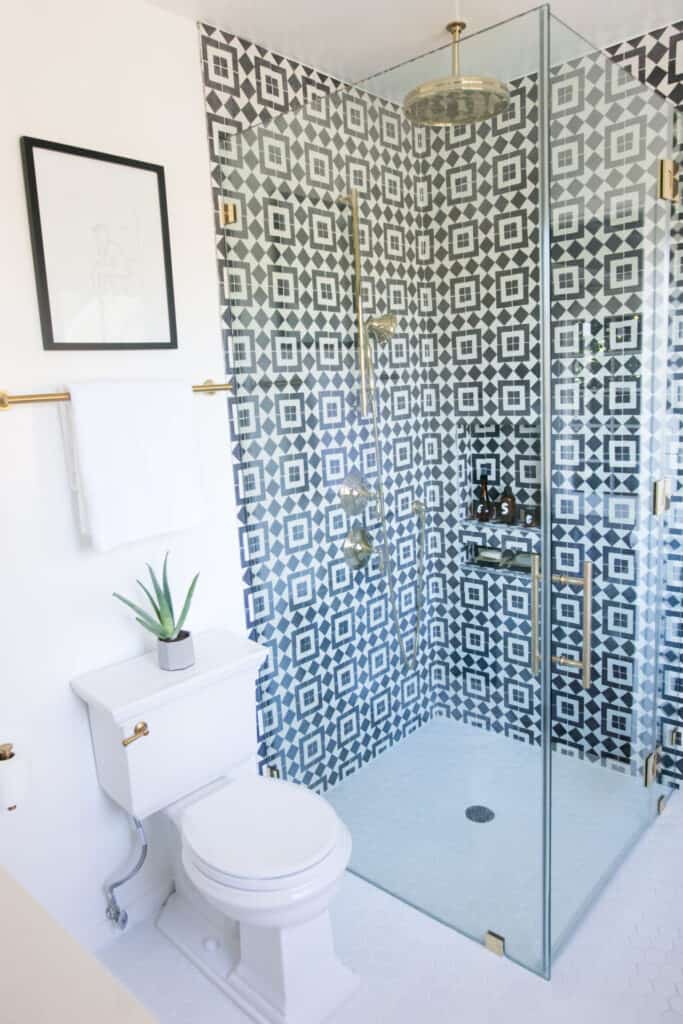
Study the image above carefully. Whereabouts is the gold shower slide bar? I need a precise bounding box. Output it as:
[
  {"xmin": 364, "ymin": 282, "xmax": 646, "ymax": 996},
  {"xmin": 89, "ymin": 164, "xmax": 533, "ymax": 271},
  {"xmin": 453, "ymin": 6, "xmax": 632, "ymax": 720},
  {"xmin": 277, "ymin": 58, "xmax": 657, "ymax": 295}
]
[
  {"xmin": 0, "ymin": 379, "xmax": 233, "ymax": 410},
  {"xmin": 339, "ymin": 188, "xmax": 370, "ymax": 418}
]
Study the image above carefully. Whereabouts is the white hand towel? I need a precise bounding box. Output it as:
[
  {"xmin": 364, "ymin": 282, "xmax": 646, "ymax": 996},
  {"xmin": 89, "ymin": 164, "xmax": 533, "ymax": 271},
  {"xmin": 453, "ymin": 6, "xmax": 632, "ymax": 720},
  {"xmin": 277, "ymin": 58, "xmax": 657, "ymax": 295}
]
[{"xmin": 68, "ymin": 379, "xmax": 205, "ymax": 552}]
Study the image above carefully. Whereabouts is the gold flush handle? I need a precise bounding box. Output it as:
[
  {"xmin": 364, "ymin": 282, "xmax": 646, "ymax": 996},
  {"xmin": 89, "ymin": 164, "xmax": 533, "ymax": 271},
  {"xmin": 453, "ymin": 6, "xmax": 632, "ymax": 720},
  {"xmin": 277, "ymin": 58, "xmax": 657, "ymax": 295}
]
[{"xmin": 121, "ymin": 722, "xmax": 149, "ymax": 748}]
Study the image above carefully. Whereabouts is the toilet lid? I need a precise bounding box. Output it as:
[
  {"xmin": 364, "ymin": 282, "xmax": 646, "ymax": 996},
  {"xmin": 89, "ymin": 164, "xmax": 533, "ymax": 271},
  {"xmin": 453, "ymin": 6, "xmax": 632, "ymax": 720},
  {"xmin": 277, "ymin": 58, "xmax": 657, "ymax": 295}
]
[{"xmin": 181, "ymin": 776, "xmax": 341, "ymax": 881}]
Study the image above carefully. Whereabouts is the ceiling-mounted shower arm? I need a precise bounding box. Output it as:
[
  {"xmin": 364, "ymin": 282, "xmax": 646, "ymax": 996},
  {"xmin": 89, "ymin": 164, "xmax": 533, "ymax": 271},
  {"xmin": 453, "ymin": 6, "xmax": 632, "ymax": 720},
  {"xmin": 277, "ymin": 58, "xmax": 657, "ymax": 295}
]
[{"xmin": 446, "ymin": 20, "xmax": 465, "ymax": 77}]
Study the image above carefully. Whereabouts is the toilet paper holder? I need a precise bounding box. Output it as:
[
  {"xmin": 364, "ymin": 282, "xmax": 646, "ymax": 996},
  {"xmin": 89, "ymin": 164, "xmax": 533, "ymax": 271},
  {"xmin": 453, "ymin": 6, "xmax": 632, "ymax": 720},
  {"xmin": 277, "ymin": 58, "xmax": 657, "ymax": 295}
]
[{"xmin": 0, "ymin": 742, "xmax": 27, "ymax": 812}]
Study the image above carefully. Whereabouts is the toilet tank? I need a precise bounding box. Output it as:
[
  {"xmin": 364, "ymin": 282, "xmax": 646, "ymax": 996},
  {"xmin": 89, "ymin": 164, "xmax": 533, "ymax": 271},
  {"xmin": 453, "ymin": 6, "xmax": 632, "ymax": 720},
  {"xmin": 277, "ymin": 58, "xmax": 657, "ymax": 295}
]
[{"xmin": 71, "ymin": 630, "xmax": 268, "ymax": 820}]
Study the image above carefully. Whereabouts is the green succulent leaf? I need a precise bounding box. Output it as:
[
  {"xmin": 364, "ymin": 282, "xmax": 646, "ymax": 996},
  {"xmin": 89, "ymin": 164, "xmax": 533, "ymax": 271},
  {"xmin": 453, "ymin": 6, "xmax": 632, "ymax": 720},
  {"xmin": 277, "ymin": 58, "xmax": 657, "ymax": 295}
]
[
  {"xmin": 158, "ymin": 603, "xmax": 175, "ymax": 639},
  {"xmin": 113, "ymin": 593, "xmax": 163, "ymax": 634},
  {"xmin": 114, "ymin": 554, "xmax": 198, "ymax": 644},
  {"xmin": 146, "ymin": 563, "xmax": 165, "ymax": 611},
  {"xmin": 161, "ymin": 552, "xmax": 175, "ymax": 623},
  {"xmin": 135, "ymin": 616, "xmax": 166, "ymax": 639},
  {"xmin": 175, "ymin": 572, "xmax": 200, "ymax": 635},
  {"xmin": 136, "ymin": 579, "xmax": 160, "ymax": 621}
]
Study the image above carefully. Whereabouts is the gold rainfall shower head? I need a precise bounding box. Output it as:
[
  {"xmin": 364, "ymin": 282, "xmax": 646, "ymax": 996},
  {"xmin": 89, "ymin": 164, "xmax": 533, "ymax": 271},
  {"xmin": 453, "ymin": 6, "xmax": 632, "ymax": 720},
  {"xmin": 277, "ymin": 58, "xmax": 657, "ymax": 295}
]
[{"xmin": 403, "ymin": 21, "xmax": 510, "ymax": 128}]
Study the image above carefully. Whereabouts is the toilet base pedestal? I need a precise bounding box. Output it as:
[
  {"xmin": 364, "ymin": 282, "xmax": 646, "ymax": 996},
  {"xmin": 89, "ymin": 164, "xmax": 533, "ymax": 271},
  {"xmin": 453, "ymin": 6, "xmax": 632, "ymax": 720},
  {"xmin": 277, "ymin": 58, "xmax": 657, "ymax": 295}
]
[
  {"xmin": 225, "ymin": 912, "xmax": 358, "ymax": 1024},
  {"xmin": 157, "ymin": 891, "xmax": 357, "ymax": 1024}
]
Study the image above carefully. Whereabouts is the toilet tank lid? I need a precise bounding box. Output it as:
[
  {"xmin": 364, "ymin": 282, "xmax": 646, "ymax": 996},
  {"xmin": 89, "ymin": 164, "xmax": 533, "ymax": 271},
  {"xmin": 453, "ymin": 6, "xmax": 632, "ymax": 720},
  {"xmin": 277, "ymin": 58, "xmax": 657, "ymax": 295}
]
[{"xmin": 70, "ymin": 630, "xmax": 267, "ymax": 723}]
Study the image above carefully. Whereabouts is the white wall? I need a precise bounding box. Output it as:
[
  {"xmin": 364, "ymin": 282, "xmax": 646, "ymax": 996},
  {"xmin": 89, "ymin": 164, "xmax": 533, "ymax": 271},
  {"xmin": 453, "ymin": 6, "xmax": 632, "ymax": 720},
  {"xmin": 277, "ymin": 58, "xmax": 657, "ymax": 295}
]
[{"xmin": 0, "ymin": 0, "xmax": 244, "ymax": 950}]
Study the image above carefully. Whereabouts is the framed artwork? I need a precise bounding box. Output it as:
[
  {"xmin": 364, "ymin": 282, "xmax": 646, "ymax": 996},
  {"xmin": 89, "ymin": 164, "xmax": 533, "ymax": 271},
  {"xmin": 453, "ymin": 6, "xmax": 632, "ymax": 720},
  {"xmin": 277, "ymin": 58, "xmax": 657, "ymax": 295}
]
[{"xmin": 21, "ymin": 136, "xmax": 177, "ymax": 350}]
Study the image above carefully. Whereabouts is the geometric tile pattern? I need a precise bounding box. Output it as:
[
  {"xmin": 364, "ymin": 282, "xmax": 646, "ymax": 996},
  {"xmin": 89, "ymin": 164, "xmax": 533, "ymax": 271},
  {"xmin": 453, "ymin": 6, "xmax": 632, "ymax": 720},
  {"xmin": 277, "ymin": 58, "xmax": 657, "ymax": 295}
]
[
  {"xmin": 200, "ymin": 20, "xmax": 683, "ymax": 788},
  {"xmin": 424, "ymin": 76, "xmax": 545, "ymax": 748},
  {"xmin": 201, "ymin": 26, "xmax": 432, "ymax": 789},
  {"xmin": 548, "ymin": 46, "xmax": 672, "ymax": 779},
  {"xmin": 605, "ymin": 20, "xmax": 683, "ymax": 109},
  {"xmin": 604, "ymin": 22, "xmax": 683, "ymax": 784}
]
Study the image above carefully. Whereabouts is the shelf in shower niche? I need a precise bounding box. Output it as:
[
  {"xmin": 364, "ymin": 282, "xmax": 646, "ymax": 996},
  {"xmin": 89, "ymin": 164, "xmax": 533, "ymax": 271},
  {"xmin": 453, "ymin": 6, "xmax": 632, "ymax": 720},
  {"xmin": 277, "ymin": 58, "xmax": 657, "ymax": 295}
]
[
  {"xmin": 459, "ymin": 520, "xmax": 541, "ymax": 559},
  {"xmin": 461, "ymin": 519, "xmax": 540, "ymax": 533},
  {"xmin": 455, "ymin": 415, "xmax": 540, "ymax": 436},
  {"xmin": 464, "ymin": 557, "xmax": 532, "ymax": 581},
  {"xmin": 463, "ymin": 558, "xmax": 533, "ymax": 579},
  {"xmin": 470, "ymin": 546, "xmax": 534, "ymax": 573}
]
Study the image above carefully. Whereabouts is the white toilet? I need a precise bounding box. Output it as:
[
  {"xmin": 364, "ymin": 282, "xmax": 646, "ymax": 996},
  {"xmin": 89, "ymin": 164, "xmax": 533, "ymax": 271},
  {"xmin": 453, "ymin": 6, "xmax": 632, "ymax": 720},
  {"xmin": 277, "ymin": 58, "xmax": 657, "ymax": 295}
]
[{"xmin": 72, "ymin": 629, "xmax": 357, "ymax": 1024}]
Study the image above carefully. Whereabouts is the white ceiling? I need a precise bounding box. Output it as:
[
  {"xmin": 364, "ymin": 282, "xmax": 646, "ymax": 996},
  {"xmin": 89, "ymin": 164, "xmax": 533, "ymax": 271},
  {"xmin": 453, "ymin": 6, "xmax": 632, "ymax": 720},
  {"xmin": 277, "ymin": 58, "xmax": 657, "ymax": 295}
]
[{"xmin": 147, "ymin": 0, "xmax": 682, "ymax": 83}]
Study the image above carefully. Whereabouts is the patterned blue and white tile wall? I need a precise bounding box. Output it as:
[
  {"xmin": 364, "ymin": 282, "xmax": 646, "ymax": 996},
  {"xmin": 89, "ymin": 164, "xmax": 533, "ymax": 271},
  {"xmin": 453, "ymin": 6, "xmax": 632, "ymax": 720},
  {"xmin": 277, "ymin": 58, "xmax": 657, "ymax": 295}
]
[
  {"xmin": 605, "ymin": 22, "xmax": 683, "ymax": 784},
  {"xmin": 200, "ymin": 20, "xmax": 683, "ymax": 788},
  {"xmin": 201, "ymin": 25, "xmax": 434, "ymax": 787}
]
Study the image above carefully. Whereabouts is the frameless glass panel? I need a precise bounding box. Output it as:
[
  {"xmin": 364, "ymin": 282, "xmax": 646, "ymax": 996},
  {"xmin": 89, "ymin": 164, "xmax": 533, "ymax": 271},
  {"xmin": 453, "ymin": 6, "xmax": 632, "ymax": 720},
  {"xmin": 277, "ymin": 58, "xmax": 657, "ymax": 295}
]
[
  {"xmin": 216, "ymin": 6, "xmax": 550, "ymax": 978},
  {"xmin": 337, "ymin": 7, "xmax": 550, "ymax": 976},
  {"xmin": 547, "ymin": 11, "xmax": 673, "ymax": 960},
  {"xmin": 658, "ymin": 105, "xmax": 683, "ymax": 788}
]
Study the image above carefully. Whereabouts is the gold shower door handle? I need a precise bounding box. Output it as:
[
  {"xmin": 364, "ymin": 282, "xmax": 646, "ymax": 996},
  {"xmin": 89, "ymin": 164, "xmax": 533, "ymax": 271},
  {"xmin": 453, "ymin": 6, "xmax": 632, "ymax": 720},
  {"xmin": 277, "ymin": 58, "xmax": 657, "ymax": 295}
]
[
  {"xmin": 531, "ymin": 556, "xmax": 593, "ymax": 688},
  {"xmin": 530, "ymin": 553, "xmax": 541, "ymax": 675}
]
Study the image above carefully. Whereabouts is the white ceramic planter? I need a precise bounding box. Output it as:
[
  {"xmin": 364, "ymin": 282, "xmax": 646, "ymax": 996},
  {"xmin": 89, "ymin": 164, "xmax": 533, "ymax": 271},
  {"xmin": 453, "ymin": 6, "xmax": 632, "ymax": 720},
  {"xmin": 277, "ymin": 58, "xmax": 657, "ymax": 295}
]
[{"xmin": 158, "ymin": 631, "xmax": 195, "ymax": 672}]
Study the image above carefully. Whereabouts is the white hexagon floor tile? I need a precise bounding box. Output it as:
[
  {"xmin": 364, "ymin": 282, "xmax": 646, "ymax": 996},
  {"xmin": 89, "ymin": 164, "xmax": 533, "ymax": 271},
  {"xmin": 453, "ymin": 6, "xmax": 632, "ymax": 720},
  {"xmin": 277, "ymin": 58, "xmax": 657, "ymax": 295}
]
[{"xmin": 99, "ymin": 793, "xmax": 683, "ymax": 1024}]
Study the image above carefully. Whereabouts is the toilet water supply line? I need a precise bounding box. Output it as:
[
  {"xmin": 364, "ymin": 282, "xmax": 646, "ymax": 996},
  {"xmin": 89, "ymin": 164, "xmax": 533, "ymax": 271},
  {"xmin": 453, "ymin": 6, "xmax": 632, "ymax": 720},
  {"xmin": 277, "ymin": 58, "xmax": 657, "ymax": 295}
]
[
  {"xmin": 105, "ymin": 816, "xmax": 148, "ymax": 930},
  {"xmin": 341, "ymin": 185, "xmax": 427, "ymax": 672}
]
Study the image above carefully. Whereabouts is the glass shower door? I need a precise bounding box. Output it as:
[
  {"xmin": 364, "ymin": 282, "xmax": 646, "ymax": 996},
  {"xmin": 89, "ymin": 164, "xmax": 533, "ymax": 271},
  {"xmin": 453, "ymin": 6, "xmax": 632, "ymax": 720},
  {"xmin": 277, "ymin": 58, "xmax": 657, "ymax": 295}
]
[{"xmin": 546, "ymin": 11, "xmax": 674, "ymax": 960}]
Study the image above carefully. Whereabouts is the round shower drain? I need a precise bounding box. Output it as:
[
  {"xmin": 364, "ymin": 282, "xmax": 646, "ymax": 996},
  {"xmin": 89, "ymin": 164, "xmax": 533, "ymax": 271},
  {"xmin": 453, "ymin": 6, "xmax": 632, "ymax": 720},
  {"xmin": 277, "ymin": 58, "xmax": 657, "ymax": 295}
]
[{"xmin": 465, "ymin": 805, "xmax": 495, "ymax": 823}]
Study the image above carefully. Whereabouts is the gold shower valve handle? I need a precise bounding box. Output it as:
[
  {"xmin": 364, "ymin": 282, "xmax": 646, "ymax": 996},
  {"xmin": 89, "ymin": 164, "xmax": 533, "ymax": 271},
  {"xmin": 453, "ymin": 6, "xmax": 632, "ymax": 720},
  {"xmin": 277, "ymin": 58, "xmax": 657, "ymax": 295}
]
[{"xmin": 122, "ymin": 722, "xmax": 149, "ymax": 747}]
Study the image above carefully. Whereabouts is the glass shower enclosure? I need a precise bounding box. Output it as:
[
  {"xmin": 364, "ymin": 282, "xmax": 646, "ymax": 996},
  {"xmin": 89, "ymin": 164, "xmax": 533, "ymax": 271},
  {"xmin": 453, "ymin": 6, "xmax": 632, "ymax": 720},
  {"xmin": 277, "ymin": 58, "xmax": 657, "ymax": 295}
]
[{"xmin": 213, "ymin": 5, "xmax": 678, "ymax": 977}]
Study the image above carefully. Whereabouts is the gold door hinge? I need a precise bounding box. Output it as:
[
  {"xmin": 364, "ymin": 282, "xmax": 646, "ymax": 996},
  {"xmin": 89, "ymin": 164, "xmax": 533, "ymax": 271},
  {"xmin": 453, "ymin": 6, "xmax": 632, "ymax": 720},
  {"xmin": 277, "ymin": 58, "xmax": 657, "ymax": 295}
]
[
  {"xmin": 484, "ymin": 931, "xmax": 505, "ymax": 956},
  {"xmin": 219, "ymin": 200, "xmax": 238, "ymax": 227},
  {"xmin": 658, "ymin": 159, "xmax": 679, "ymax": 201},
  {"xmin": 653, "ymin": 478, "xmax": 671, "ymax": 517},
  {"xmin": 644, "ymin": 745, "xmax": 661, "ymax": 788}
]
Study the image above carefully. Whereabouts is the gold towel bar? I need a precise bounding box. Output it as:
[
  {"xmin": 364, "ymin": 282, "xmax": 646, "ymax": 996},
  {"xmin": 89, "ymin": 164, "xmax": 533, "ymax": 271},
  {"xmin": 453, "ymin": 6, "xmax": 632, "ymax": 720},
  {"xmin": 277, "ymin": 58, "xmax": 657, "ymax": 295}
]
[{"xmin": 0, "ymin": 379, "xmax": 233, "ymax": 410}]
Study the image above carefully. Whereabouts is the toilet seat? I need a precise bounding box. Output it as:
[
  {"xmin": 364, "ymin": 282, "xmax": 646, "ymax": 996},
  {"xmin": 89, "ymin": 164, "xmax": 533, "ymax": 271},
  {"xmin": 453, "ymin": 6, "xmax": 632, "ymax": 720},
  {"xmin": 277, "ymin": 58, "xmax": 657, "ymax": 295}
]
[
  {"xmin": 170, "ymin": 773, "xmax": 358, "ymax": 1019},
  {"xmin": 181, "ymin": 775, "xmax": 346, "ymax": 892}
]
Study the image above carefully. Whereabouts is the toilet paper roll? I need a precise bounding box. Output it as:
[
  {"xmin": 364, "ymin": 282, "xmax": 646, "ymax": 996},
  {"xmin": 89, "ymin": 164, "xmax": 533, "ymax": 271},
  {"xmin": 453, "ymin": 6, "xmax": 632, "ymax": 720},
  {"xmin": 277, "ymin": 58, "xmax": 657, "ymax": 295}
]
[{"xmin": 0, "ymin": 754, "xmax": 29, "ymax": 813}]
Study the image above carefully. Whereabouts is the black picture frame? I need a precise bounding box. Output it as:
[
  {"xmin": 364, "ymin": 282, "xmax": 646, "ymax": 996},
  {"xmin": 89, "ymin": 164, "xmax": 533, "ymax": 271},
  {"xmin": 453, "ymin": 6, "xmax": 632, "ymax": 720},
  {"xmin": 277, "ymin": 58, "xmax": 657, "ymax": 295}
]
[{"xmin": 21, "ymin": 136, "xmax": 178, "ymax": 351}]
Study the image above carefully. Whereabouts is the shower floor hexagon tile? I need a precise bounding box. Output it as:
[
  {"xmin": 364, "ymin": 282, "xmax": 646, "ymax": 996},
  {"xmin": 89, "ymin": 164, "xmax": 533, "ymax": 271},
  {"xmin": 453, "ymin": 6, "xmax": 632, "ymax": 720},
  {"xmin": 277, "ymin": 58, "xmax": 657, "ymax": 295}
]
[{"xmin": 99, "ymin": 790, "xmax": 683, "ymax": 1024}]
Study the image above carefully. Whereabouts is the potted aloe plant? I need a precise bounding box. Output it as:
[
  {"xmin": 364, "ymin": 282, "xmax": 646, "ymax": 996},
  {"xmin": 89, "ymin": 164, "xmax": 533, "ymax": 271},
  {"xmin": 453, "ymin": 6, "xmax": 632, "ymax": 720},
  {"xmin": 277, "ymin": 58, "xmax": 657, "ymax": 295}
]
[{"xmin": 114, "ymin": 553, "xmax": 200, "ymax": 671}]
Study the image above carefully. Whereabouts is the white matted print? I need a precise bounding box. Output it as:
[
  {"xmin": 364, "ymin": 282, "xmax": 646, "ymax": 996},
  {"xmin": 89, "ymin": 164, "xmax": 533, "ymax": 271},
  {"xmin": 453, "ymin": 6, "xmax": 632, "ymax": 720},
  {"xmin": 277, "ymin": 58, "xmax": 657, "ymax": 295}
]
[{"xmin": 22, "ymin": 137, "xmax": 177, "ymax": 349}]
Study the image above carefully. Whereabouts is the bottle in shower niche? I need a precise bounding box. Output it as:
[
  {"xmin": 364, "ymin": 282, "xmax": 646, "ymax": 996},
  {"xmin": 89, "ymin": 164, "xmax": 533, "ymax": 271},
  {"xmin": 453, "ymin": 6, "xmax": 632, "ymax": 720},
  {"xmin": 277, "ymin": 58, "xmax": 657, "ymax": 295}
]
[
  {"xmin": 475, "ymin": 474, "xmax": 494, "ymax": 522},
  {"xmin": 499, "ymin": 484, "xmax": 516, "ymax": 524}
]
